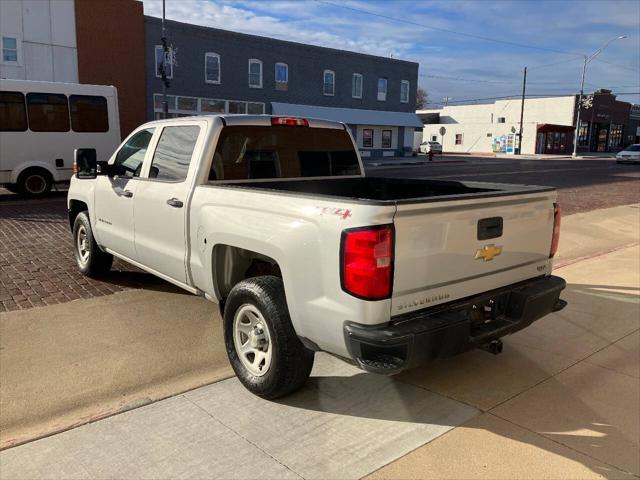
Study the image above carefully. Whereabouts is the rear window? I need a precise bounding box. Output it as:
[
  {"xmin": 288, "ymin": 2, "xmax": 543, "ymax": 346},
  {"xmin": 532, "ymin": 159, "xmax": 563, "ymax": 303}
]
[
  {"xmin": 69, "ymin": 95, "xmax": 109, "ymax": 132},
  {"xmin": 209, "ymin": 125, "xmax": 360, "ymax": 181}
]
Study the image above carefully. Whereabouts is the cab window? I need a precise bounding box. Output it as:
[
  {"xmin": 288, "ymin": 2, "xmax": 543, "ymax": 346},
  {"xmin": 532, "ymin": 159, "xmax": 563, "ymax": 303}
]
[{"xmin": 113, "ymin": 128, "xmax": 155, "ymax": 177}]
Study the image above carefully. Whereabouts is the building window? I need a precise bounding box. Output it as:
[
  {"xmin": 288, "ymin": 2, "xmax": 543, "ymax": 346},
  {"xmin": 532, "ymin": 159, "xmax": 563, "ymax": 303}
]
[
  {"xmin": 205, "ymin": 53, "xmax": 220, "ymax": 84},
  {"xmin": 275, "ymin": 62, "xmax": 288, "ymax": 91},
  {"xmin": 609, "ymin": 124, "xmax": 624, "ymax": 149},
  {"xmin": 577, "ymin": 120, "xmax": 589, "ymax": 147},
  {"xmin": 352, "ymin": 73, "xmax": 363, "ymax": 99},
  {"xmin": 400, "ymin": 80, "xmax": 410, "ymax": 103},
  {"xmin": 247, "ymin": 102, "xmax": 265, "ymax": 114},
  {"xmin": 377, "ymin": 78, "xmax": 387, "ymax": 101},
  {"xmin": 323, "ymin": 70, "xmax": 335, "ymax": 96},
  {"xmin": 497, "ymin": 117, "xmax": 506, "ymax": 123},
  {"xmin": 455, "ymin": 133, "xmax": 463, "ymax": 145},
  {"xmin": 26, "ymin": 92, "xmax": 70, "ymax": 132},
  {"xmin": 363, "ymin": 128, "xmax": 373, "ymax": 148},
  {"xmin": 229, "ymin": 101, "xmax": 247, "ymax": 114},
  {"xmin": 153, "ymin": 93, "xmax": 264, "ymax": 118},
  {"xmin": 2, "ymin": 36, "xmax": 18, "ymax": 63},
  {"xmin": 382, "ymin": 129, "xmax": 392, "ymax": 148},
  {"xmin": 155, "ymin": 45, "xmax": 173, "ymax": 79},
  {"xmin": 430, "ymin": 135, "xmax": 438, "ymax": 142},
  {"xmin": 0, "ymin": 91, "xmax": 27, "ymax": 131},
  {"xmin": 248, "ymin": 59, "xmax": 262, "ymax": 88}
]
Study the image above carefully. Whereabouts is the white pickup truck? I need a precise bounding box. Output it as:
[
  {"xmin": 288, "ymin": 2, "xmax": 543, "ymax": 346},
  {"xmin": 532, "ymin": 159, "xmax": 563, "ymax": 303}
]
[{"xmin": 68, "ymin": 115, "xmax": 566, "ymax": 399}]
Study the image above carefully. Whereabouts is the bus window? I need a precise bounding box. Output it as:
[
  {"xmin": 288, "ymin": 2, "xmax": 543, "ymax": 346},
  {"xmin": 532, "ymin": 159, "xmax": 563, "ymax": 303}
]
[
  {"xmin": 70, "ymin": 95, "xmax": 109, "ymax": 132},
  {"xmin": 0, "ymin": 91, "xmax": 27, "ymax": 131},
  {"xmin": 26, "ymin": 92, "xmax": 70, "ymax": 132}
]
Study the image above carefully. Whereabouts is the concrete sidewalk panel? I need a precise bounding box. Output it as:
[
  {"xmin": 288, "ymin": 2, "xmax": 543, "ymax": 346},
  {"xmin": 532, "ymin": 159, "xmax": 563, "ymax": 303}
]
[
  {"xmin": 0, "ymin": 395, "xmax": 300, "ymax": 480},
  {"xmin": 185, "ymin": 354, "xmax": 479, "ymax": 480},
  {"xmin": 0, "ymin": 288, "xmax": 233, "ymax": 449},
  {"xmin": 367, "ymin": 413, "xmax": 634, "ymax": 480},
  {"xmin": 585, "ymin": 331, "xmax": 639, "ymax": 378},
  {"xmin": 397, "ymin": 341, "xmax": 576, "ymax": 411},
  {"xmin": 492, "ymin": 361, "xmax": 640, "ymax": 475}
]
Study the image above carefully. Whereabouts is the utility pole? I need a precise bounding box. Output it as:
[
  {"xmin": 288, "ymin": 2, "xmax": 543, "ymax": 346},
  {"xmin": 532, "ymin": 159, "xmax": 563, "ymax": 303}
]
[
  {"xmin": 517, "ymin": 66, "xmax": 527, "ymax": 155},
  {"xmin": 160, "ymin": 0, "xmax": 169, "ymax": 118}
]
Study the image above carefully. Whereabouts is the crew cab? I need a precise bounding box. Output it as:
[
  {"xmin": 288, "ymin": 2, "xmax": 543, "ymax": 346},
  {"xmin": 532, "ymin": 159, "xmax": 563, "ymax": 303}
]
[{"xmin": 67, "ymin": 115, "xmax": 566, "ymax": 399}]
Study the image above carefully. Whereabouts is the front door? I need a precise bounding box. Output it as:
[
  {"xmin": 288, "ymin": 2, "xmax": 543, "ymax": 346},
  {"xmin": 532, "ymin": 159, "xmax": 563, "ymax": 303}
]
[
  {"xmin": 134, "ymin": 124, "xmax": 202, "ymax": 284},
  {"xmin": 93, "ymin": 127, "xmax": 156, "ymax": 259}
]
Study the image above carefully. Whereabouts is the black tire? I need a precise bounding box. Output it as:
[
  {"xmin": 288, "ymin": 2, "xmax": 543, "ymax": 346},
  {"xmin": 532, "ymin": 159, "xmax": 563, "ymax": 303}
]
[
  {"xmin": 72, "ymin": 211, "xmax": 113, "ymax": 276},
  {"xmin": 224, "ymin": 276, "xmax": 314, "ymax": 399},
  {"xmin": 16, "ymin": 168, "xmax": 53, "ymax": 197}
]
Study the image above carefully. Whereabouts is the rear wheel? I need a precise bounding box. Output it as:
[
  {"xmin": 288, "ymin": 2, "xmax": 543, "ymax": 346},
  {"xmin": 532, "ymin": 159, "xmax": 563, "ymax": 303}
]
[
  {"xmin": 17, "ymin": 168, "xmax": 52, "ymax": 197},
  {"xmin": 223, "ymin": 276, "xmax": 314, "ymax": 399},
  {"xmin": 73, "ymin": 211, "xmax": 113, "ymax": 276}
]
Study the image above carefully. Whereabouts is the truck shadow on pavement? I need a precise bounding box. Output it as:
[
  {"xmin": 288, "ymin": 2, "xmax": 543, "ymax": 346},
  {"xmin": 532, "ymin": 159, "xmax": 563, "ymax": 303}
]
[{"xmin": 278, "ymin": 283, "xmax": 639, "ymax": 478}]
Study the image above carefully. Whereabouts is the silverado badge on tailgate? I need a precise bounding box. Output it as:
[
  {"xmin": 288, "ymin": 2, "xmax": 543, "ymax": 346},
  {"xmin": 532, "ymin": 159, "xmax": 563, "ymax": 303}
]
[{"xmin": 475, "ymin": 244, "xmax": 503, "ymax": 261}]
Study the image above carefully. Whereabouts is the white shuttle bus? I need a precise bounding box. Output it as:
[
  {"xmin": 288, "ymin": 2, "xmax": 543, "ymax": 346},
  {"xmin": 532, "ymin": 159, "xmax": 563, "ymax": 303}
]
[{"xmin": 0, "ymin": 79, "xmax": 121, "ymax": 196}]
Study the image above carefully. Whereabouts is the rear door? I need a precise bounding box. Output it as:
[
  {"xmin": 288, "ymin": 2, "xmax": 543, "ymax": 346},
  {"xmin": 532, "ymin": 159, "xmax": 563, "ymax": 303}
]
[
  {"xmin": 133, "ymin": 123, "xmax": 203, "ymax": 284},
  {"xmin": 391, "ymin": 191, "xmax": 556, "ymax": 315}
]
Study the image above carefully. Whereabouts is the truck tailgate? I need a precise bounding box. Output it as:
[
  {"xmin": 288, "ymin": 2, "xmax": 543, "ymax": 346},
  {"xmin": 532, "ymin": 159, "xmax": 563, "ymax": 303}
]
[{"xmin": 391, "ymin": 191, "xmax": 556, "ymax": 316}]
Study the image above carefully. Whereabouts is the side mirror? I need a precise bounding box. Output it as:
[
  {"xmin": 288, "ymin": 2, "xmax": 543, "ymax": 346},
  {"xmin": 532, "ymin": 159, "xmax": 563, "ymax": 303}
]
[{"xmin": 74, "ymin": 148, "xmax": 98, "ymax": 179}]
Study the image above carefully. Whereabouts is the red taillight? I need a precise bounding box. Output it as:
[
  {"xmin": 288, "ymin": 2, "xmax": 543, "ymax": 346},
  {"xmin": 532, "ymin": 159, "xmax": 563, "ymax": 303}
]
[
  {"xmin": 550, "ymin": 203, "xmax": 561, "ymax": 258},
  {"xmin": 271, "ymin": 116, "xmax": 309, "ymax": 127},
  {"xmin": 73, "ymin": 159, "xmax": 78, "ymax": 174},
  {"xmin": 341, "ymin": 225, "xmax": 394, "ymax": 300}
]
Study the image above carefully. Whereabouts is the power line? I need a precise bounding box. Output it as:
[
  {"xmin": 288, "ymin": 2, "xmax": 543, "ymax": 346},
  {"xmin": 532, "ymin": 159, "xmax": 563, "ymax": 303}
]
[
  {"xmin": 315, "ymin": 0, "xmax": 583, "ymax": 56},
  {"xmin": 421, "ymin": 73, "xmax": 581, "ymax": 86},
  {"xmin": 590, "ymin": 57, "xmax": 639, "ymax": 72}
]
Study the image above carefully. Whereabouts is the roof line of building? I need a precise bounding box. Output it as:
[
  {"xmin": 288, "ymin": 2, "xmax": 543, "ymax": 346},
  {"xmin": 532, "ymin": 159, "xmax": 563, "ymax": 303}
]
[{"xmin": 144, "ymin": 15, "xmax": 419, "ymax": 67}]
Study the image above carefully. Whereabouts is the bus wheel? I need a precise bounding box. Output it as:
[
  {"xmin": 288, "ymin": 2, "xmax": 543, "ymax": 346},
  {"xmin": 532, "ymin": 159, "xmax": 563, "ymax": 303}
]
[{"xmin": 17, "ymin": 168, "xmax": 53, "ymax": 197}]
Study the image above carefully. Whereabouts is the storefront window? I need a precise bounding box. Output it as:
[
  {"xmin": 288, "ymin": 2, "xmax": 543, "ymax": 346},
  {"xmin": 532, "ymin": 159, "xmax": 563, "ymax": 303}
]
[
  {"xmin": 608, "ymin": 124, "xmax": 624, "ymax": 149},
  {"xmin": 578, "ymin": 120, "xmax": 589, "ymax": 147}
]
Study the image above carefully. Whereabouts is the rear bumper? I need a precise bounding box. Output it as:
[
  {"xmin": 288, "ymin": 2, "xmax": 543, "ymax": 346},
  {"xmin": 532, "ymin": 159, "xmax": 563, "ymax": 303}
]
[{"xmin": 344, "ymin": 275, "xmax": 566, "ymax": 374}]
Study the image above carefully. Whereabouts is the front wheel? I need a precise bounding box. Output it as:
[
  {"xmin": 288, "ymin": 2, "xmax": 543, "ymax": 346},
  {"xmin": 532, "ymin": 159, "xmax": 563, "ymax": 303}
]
[
  {"xmin": 223, "ymin": 276, "xmax": 314, "ymax": 399},
  {"xmin": 73, "ymin": 211, "xmax": 113, "ymax": 276}
]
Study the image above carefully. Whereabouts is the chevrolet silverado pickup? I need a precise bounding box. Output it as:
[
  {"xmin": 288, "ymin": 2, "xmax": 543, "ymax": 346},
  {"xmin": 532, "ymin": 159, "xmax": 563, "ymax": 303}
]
[{"xmin": 67, "ymin": 115, "xmax": 566, "ymax": 399}]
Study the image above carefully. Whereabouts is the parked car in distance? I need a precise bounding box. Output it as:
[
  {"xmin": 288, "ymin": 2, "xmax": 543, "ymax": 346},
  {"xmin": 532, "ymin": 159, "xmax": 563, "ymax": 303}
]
[
  {"xmin": 0, "ymin": 79, "xmax": 121, "ymax": 196},
  {"xmin": 67, "ymin": 115, "xmax": 566, "ymax": 399},
  {"xmin": 419, "ymin": 140, "xmax": 442, "ymax": 154},
  {"xmin": 616, "ymin": 144, "xmax": 640, "ymax": 164}
]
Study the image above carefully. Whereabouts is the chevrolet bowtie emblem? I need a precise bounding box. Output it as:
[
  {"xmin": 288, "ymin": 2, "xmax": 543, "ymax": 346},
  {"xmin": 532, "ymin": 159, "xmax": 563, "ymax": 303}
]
[{"xmin": 475, "ymin": 244, "xmax": 503, "ymax": 261}]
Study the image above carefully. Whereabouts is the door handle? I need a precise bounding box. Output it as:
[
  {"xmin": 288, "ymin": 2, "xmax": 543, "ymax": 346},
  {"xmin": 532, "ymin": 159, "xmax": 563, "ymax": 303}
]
[
  {"xmin": 121, "ymin": 189, "xmax": 133, "ymax": 198},
  {"xmin": 166, "ymin": 197, "xmax": 183, "ymax": 208}
]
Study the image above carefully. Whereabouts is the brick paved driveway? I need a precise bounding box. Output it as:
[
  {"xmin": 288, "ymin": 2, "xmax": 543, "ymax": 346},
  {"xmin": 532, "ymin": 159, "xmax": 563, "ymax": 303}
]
[{"xmin": 0, "ymin": 192, "xmax": 162, "ymax": 312}]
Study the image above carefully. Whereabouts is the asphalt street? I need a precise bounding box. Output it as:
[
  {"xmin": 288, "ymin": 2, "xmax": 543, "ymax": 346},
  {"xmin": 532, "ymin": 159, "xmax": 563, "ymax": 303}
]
[{"xmin": 366, "ymin": 155, "xmax": 640, "ymax": 215}]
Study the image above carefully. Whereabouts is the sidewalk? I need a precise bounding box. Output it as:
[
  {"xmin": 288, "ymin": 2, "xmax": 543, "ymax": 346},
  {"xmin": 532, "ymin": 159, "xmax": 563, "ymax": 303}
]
[{"xmin": 1, "ymin": 205, "xmax": 638, "ymax": 479}]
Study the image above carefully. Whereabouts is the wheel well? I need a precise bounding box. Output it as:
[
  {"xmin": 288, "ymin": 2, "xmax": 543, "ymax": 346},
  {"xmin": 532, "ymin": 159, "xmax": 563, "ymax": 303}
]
[
  {"xmin": 68, "ymin": 200, "xmax": 88, "ymax": 230},
  {"xmin": 212, "ymin": 245, "xmax": 282, "ymax": 302}
]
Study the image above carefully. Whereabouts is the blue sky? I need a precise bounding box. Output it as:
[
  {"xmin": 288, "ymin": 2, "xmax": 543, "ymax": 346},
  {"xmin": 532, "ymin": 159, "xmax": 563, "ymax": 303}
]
[{"xmin": 142, "ymin": 0, "xmax": 640, "ymax": 106}]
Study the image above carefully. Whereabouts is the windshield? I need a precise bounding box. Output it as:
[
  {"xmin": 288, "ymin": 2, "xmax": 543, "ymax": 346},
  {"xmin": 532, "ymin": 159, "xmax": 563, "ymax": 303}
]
[
  {"xmin": 209, "ymin": 125, "xmax": 360, "ymax": 181},
  {"xmin": 624, "ymin": 145, "xmax": 640, "ymax": 152}
]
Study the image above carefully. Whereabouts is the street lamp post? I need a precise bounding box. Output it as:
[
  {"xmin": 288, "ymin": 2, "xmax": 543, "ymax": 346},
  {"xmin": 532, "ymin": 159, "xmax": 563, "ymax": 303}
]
[{"xmin": 572, "ymin": 35, "xmax": 626, "ymax": 157}]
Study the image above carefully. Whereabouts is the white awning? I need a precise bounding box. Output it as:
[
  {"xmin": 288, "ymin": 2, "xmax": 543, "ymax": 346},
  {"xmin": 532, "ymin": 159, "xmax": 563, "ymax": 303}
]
[{"xmin": 271, "ymin": 102, "xmax": 423, "ymax": 128}]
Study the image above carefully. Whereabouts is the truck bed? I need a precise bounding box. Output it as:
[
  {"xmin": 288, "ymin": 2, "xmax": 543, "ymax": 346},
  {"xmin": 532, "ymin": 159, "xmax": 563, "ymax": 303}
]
[{"xmin": 217, "ymin": 177, "xmax": 554, "ymax": 204}]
